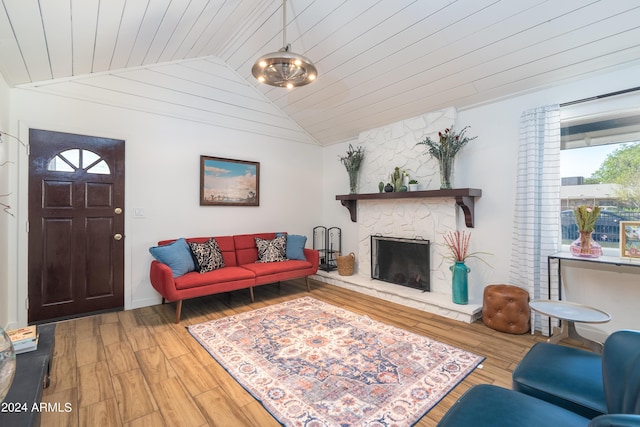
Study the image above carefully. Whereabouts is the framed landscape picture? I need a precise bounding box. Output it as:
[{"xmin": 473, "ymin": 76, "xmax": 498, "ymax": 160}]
[
  {"xmin": 620, "ymin": 221, "xmax": 640, "ymax": 258},
  {"xmin": 200, "ymin": 156, "xmax": 260, "ymax": 206}
]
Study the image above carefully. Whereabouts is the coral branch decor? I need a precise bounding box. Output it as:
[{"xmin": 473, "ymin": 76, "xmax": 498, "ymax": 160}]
[
  {"xmin": 417, "ymin": 126, "xmax": 477, "ymax": 189},
  {"xmin": 189, "ymin": 297, "xmax": 484, "ymax": 426},
  {"xmin": 442, "ymin": 230, "xmax": 488, "ymax": 305},
  {"xmin": 444, "ymin": 230, "xmax": 471, "ymax": 262},
  {"xmin": 570, "ymin": 205, "xmax": 602, "ymax": 258},
  {"xmin": 443, "ymin": 230, "xmax": 489, "ymax": 263}
]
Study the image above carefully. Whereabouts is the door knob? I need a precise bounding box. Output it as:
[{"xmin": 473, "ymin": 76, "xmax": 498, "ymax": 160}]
[
  {"xmin": 114, "ymin": 234, "xmax": 123, "ymax": 241},
  {"xmin": 114, "ymin": 207, "xmax": 122, "ymax": 214}
]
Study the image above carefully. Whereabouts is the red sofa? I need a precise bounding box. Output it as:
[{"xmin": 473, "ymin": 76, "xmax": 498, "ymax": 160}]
[{"xmin": 149, "ymin": 232, "xmax": 319, "ymax": 322}]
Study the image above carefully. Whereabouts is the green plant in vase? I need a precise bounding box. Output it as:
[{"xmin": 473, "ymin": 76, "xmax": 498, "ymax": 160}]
[
  {"xmin": 570, "ymin": 205, "xmax": 602, "ymax": 257},
  {"xmin": 417, "ymin": 126, "xmax": 477, "ymax": 189},
  {"xmin": 338, "ymin": 144, "xmax": 365, "ymax": 194}
]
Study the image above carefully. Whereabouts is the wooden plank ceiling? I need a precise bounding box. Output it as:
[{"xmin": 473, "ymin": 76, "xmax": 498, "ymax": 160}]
[{"xmin": 1, "ymin": 0, "xmax": 639, "ymax": 146}]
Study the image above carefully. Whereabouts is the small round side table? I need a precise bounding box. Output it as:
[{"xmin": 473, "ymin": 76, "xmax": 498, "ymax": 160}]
[{"xmin": 529, "ymin": 300, "xmax": 611, "ymax": 353}]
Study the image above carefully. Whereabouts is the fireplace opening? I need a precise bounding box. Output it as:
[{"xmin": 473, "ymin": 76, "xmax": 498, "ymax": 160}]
[{"xmin": 371, "ymin": 236, "xmax": 430, "ymax": 291}]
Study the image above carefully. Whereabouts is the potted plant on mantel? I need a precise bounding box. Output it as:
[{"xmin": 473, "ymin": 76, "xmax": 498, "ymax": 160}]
[
  {"xmin": 416, "ymin": 126, "xmax": 477, "ymax": 189},
  {"xmin": 338, "ymin": 144, "xmax": 365, "ymax": 194}
]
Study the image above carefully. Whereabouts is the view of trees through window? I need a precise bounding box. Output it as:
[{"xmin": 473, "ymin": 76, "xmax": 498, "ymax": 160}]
[{"xmin": 560, "ymin": 111, "xmax": 640, "ymax": 249}]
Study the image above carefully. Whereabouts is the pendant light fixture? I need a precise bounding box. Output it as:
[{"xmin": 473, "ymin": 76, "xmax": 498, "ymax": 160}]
[{"xmin": 251, "ymin": 0, "xmax": 317, "ymax": 89}]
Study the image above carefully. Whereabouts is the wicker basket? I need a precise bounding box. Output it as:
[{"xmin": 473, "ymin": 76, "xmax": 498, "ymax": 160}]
[{"xmin": 336, "ymin": 252, "xmax": 355, "ymax": 276}]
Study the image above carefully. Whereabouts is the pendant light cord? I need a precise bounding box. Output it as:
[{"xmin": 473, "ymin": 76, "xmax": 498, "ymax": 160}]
[{"xmin": 282, "ymin": 0, "xmax": 287, "ymax": 50}]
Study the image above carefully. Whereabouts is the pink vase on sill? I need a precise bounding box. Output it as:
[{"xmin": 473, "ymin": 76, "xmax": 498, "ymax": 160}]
[{"xmin": 569, "ymin": 231, "xmax": 602, "ymax": 258}]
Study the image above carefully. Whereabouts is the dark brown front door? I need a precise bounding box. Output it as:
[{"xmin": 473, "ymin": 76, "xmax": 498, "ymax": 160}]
[{"xmin": 28, "ymin": 129, "xmax": 125, "ymax": 322}]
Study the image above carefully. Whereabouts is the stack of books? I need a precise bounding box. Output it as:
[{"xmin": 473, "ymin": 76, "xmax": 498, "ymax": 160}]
[{"xmin": 6, "ymin": 325, "xmax": 39, "ymax": 354}]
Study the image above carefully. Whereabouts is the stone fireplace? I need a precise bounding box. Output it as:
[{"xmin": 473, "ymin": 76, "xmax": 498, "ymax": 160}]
[
  {"xmin": 314, "ymin": 195, "xmax": 482, "ymax": 323},
  {"xmin": 313, "ymin": 106, "xmax": 482, "ymax": 323},
  {"xmin": 358, "ymin": 197, "xmax": 455, "ymax": 295}
]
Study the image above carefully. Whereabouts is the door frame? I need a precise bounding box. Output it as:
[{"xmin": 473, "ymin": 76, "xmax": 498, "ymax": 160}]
[{"xmin": 11, "ymin": 121, "xmax": 132, "ymax": 327}]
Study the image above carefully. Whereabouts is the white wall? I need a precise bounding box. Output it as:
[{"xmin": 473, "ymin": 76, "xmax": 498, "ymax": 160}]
[
  {"xmin": 4, "ymin": 88, "xmax": 323, "ymax": 327},
  {"xmin": 561, "ymin": 260, "xmax": 639, "ymax": 342},
  {"xmin": 323, "ymin": 63, "xmax": 640, "ymax": 338}
]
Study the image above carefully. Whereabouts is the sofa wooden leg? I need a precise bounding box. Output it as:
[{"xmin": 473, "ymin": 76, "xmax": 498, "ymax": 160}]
[
  {"xmin": 175, "ymin": 300, "xmax": 182, "ymax": 324},
  {"xmin": 249, "ymin": 287, "xmax": 255, "ymax": 302},
  {"xmin": 305, "ymin": 276, "xmax": 311, "ymax": 292}
]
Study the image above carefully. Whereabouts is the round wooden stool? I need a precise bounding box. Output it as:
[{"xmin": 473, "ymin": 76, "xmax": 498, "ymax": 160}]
[{"xmin": 482, "ymin": 284, "xmax": 530, "ymax": 334}]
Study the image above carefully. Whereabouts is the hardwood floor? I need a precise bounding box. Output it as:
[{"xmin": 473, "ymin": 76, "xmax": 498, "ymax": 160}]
[{"xmin": 41, "ymin": 278, "xmax": 558, "ymax": 427}]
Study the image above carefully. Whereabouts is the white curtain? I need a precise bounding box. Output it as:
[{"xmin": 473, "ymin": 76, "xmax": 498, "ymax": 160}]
[{"xmin": 509, "ymin": 105, "xmax": 561, "ymax": 336}]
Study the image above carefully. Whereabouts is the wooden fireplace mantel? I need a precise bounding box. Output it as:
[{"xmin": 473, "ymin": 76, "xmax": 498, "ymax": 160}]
[{"xmin": 335, "ymin": 188, "xmax": 482, "ymax": 228}]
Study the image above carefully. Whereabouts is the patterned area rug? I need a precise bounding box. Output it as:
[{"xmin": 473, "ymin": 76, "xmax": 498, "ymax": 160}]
[{"xmin": 188, "ymin": 297, "xmax": 484, "ymax": 426}]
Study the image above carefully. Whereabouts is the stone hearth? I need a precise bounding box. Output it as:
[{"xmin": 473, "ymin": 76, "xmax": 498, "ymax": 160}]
[{"xmin": 313, "ymin": 270, "xmax": 481, "ymax": 323}]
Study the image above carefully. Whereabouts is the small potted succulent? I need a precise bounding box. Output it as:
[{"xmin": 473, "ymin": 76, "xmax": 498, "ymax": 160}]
[{"xmin": 408, "ymin": 179, "xmax": 419, "ymax": 191}]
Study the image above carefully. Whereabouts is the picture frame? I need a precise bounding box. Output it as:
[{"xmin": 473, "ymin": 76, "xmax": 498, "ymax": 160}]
[
  {"xmin": 620, "ymin": 221, "xmax": 640, "ymax": 258},
  {"xmin": 200, "ymin": 156, "xmax": 260, "ymax": 206}
]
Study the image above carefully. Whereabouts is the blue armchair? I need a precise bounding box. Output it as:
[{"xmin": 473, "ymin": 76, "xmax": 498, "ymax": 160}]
[{"xmin": 437, "ymin": 330, "xmax": 640, "ymax": 427}]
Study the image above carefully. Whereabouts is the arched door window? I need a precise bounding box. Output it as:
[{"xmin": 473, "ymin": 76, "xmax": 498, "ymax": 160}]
[{"xmin": 47, "ymin": 149, "xmax": 111, "ymax": 175}]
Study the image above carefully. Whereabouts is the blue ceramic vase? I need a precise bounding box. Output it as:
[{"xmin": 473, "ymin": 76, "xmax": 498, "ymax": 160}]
[{"xmin": 450, "ymin": 261, "xmax": 470, "ymax": 304}]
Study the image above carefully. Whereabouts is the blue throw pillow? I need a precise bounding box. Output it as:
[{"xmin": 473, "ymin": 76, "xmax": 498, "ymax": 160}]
[
  {"xmin": 277, "ymin": 233, "xmax": 307, "ymax": 260},
  {"xmin": 149, "ymin": 238, "xmax": 196, "ymax": 277}
]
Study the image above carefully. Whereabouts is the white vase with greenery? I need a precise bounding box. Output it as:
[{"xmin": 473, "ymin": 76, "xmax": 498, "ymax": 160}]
[
  {"xmin": 417, "ymin": 126, "xmax": 477, "ymax": 189},
  {"xmin": 339, "ymin": 144, "xmax": 365, "ymax": 194}
]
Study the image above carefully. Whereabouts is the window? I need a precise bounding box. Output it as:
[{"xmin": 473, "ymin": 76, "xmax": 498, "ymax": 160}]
[
  {"xmin": 560, "ymin": 109, "xmax": 640, "ymax": 252},
  {"xmin": 48, "ymin": 149, "xmax": 111, "ymax": 175}
]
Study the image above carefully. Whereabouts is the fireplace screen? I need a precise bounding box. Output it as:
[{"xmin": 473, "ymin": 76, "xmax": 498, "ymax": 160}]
[{"xmin": 371, "ymin": 236, "xmax": 430, "ymax": 291}]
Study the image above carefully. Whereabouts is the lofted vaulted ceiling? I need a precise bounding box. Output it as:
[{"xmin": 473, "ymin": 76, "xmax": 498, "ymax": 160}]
[{"xmin": 1, "ymin": 0, "xmax": 640, "ymax": 145}]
